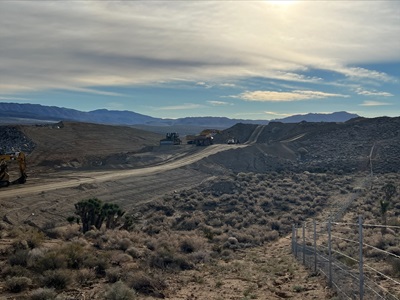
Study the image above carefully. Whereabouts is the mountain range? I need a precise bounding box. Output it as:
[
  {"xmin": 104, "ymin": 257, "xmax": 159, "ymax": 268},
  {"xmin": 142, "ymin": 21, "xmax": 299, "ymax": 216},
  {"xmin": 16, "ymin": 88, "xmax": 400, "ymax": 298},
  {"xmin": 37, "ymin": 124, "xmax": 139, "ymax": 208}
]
[{"xmin": 0, "ymin": 102, "xmax": 359, "ymax": 129}]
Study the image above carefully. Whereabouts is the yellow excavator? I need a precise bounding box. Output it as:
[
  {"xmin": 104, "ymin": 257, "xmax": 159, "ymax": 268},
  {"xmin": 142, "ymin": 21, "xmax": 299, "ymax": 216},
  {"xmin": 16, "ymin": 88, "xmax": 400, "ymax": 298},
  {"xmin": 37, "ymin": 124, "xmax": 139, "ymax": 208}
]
[{"xmin": 0, "ymin": 152, "xmax": 27, "ymax": 188}]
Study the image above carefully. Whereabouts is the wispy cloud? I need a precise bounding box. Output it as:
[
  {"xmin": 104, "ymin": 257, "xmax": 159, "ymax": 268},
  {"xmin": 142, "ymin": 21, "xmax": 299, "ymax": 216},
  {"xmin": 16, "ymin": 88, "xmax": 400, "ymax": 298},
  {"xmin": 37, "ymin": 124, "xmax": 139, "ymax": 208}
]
[
  {"xmin": 234, "ymin": 90, "xmax": 349, "ymax": 102},
  {"xmin": 355, "ymin": 88, "xmax": 393, "ymax": 97},
  {"xmin": 338, "ymin": 67, "xmax": 395, "ymax": 83},
  {"xmin": 264, "ymin": 111, "xmax": 293, "ymax": 117},
  {"xmin": 0, "ymin": 96, "xmax": 31, "ymax": 101},
  {"xmin": 1, "ymin": 1, "xmax": 398, "ymax": 94},
  {"xmin": 207, "ymin": 100, "xmax": 233, "ymax": 106},
  {"xmin": 157, "ymin": 103, "xmax": 204, "ymax": 110},
  {"xmin": 360, "ymin": 101, "xmax": 392, "ymax": 107}
]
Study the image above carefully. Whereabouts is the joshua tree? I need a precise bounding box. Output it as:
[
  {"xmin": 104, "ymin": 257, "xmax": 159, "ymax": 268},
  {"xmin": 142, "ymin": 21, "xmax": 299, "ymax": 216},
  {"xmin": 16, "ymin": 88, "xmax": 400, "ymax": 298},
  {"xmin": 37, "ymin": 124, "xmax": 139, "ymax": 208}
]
[
  {"xmin": 380, "ymin": 183, "xmax": 397, "ymax": 234},
  {"xmin": 74, "ymin": 198, "xmax": 125, "ymax": 232},
  {"xmin": 74, "ymin": 198, "xmax": 103, "ymax": 233}
]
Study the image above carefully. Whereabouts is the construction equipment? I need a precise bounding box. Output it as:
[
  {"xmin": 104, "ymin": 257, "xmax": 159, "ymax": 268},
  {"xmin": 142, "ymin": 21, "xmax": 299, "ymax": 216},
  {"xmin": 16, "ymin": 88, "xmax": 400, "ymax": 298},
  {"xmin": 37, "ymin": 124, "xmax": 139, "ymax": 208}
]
[
  {"xmin": 160, "ymin": 132, "xmax": 182, "ymax": 145},
  {"xmin": 187, "ymin": 129, "xmax": 220, "ymax": 146},
  {"xmin": 0, "ymin": 151, "xmax": 27, "ymax": 187}
]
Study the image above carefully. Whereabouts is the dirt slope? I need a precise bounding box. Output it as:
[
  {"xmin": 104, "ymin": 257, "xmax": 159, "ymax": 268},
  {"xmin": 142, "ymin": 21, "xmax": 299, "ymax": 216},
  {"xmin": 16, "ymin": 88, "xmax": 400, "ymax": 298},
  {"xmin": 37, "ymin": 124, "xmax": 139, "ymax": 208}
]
[{"xmin": 18, "ymin": 122, "xmax": 163, "ymax": 170}]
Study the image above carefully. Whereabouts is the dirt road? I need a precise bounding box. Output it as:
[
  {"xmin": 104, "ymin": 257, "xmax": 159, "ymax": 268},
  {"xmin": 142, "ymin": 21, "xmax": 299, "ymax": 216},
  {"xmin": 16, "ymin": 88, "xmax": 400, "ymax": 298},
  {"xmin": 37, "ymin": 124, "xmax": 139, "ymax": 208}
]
[{"xmin": 0, "ymin": 144, "xmax": 247, "ymax": 226}]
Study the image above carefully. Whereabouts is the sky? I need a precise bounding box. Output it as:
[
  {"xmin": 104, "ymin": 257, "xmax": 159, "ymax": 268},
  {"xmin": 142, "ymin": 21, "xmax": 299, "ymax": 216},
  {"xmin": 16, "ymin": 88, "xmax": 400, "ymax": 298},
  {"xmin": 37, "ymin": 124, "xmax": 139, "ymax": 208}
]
[{"xmin": 0, "ymin": 0, "xmax": 399, "ymax": 120}]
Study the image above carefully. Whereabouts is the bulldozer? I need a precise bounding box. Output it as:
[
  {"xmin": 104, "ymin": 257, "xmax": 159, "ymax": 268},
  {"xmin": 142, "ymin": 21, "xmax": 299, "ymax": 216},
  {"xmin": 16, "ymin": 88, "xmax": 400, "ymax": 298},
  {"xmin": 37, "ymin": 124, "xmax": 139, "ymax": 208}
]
[
  {"xmin": 160, "ymin": 132, "xmax": 182, "ymax": 145},
  {"xmin": 0, "ymin": 151, "xmax": 27, "ymax": 188}
]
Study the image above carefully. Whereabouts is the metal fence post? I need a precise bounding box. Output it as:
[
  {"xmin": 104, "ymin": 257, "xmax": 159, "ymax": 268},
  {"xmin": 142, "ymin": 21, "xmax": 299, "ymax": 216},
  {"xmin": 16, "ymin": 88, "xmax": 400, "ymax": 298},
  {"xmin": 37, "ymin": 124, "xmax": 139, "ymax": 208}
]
[
  {"xmin": 313, "ymin": 219, "xmax": 317, "ymax": 273},
  {"xmin": 292, "ymin": 224, "xmax": 295, "ymax": 254},
  {"xmin": 328, "ymin": 219, "xmax": 332, "ymax": 288},
  {"xmin": 295, "ymin": 224, "xmax": 298, "ymax": 259},
  {"xmin": 302, "ymin": 222, "xmax": 306, "ymax": 264},
  {"xmin": 359, "ymin": 215, "xmax": 364, "ymax": 300}
]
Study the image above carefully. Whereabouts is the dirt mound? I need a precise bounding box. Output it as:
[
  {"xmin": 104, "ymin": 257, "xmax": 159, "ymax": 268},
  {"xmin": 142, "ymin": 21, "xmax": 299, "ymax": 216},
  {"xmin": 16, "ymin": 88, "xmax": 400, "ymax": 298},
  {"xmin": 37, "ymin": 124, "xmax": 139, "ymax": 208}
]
[
  {"xmin": 212, "ymin": 116, "xmax": 400, "ymax": 174},
  {"xmin": 0, "ymin": 126, "xmax": 35, "ymax": 154},
  {"xmin": 14, "ymin": 122, "xmax": 163, "ymax": 170}
]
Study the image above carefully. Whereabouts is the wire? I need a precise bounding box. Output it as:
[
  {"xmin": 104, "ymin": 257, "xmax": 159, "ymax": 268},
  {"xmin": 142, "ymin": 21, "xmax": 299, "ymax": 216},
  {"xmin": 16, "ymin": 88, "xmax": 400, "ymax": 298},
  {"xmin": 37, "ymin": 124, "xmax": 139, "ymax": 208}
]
[
  {"xmin": 331, "ymin": 249, "xmax": 359, "ymax": 264},
  {"xmin": 363, "ymin": 223, "xmax": 400, "ymax": 230},
  {"xmin": 331, "ymin": 234, "xmax": 359, "ymax": 245},
  {"xmin": 364, "ymin": 264, "xmax": 400, "ymax": 286},
  {"xmin": 331, "ymin": 262, "xmax": 360, "ymax": 282},
  {"xmin": 331, "ymin": 280, "xmax": 353, "ymax": 300},
  {"xmin": 362, "ymin": 243, "xmax": 400, "ymax": 260}
]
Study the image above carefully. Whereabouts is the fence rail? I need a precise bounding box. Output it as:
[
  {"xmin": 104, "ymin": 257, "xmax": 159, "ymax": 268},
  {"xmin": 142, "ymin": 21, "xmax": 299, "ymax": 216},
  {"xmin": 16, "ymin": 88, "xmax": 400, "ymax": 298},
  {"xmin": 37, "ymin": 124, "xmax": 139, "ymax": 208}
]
[{"xmin": 292, "ymin": 218, "xmax": 400, "ymax": 300}]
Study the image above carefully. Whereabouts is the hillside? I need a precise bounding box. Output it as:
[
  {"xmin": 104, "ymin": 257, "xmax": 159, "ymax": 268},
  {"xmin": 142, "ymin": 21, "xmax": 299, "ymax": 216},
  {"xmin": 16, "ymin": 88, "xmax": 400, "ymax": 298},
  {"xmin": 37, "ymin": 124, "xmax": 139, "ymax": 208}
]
[
  {"xmin": 0, "ymin": 102, "xmax": 359, "ymax": 129},
  {"xmin": 0, "ymin": 117, "xmax": 399, "ymax": 299},
  {"xmin": 213, "ymin": 117, "xmax": 400, "ymax": 174}
]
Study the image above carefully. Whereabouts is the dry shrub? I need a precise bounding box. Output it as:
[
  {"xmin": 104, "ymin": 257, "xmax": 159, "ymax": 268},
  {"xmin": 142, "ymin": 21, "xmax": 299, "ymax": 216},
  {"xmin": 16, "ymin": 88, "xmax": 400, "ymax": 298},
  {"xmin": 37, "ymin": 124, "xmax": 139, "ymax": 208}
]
[
  {"xmin": 265, "ymin": 230, "xmax": 279, "ymax": 242},
  {"xmin": 106, "ymin": 267, "xmax": 122, "ymax": 283},
  {"xmin": 126, "ymin": 247, "xmax": 143, "ymax": 259},
  {"xmin": 126, "ymin": 271, "xmax": 166, "ymax": 298},
  {"xmin": 9, "ymin": 249, "xmax": 29, "ymax": 267},
  {"xmin": 62, "ymin": 242, "xmax": 87, "ymax": 269},
  {"xmin": 148, "ymin": 249, "xmax": 194, "ymax": 271},
  {"xmin": 76, "ymin": 268, "xmax": 95, "ymax": 286},
  {"xmin": 5, "ymin": 276, "xmax": 32, "ymax": 293},
  {"xmin": 27, "ymin": 248, "xmax": 46, "ymax": 268},
  {"xmin": 32, "ymin": 250, "xmax": 67, "ymax": 272},
  {"xmin": 42, "ymin": 269, "xmax": 72, "ymax": 290},
  {"xmin": 30, "ymin": 287, "xmax": 57, "ymax": 300},
  {"xmin": 179, "ymin": 236, "xmax": 201, "ymax": 254},
  {"xmin": 1, "ymin": 265, "xmax": 28, "ymax": 278},
  {"xmin": 111, "ymin": 253, "xmax": 133, "ymax": 265},
  {"xmin": 83, "ymin": 253, "xmax": 109, "ymax": 277},
  {"xmin": 390, "ymin": 258, "xmax": 400, "ymax": 277},
  {"xmin": 105, "ymin": 281, "xmax": 136, "ymax": 300},
  {"xmin": 118, "ymin": 238, "xmax": 132, "ymax": 251}
]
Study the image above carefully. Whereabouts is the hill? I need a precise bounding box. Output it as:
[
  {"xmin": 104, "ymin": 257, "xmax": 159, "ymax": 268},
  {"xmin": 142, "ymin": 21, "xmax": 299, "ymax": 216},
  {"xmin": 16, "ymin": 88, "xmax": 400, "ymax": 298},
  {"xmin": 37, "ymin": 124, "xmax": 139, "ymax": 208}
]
[
  {"xmin": 274, "ymin": 111, "xmax": 359, "ymax": 123},
  {"xmin": 0, "ymin": 117, "xmax": 399, "ymax": 299},
  {"xmin": 0, "ymin": 102, "xmax": 358, "ymax": 129}
]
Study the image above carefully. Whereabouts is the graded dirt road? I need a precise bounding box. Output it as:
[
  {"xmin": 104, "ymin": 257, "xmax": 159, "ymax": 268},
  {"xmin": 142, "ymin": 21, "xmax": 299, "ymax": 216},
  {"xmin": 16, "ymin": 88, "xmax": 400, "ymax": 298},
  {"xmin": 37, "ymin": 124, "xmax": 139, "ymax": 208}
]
[{"xmin": 0, "ymin": 144, "xmax": 247, "ymax": 227}]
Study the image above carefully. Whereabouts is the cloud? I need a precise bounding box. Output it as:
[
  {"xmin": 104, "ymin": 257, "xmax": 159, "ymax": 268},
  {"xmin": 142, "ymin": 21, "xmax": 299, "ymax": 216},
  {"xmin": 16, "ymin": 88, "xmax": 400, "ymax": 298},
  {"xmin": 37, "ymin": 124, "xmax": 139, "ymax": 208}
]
[
  {"xmin": 157, "ymin": 103, "xmax": 204, "ymax": 110},
  {"xmin": 264, "ymin": 111, "xmax": 293, "ymax": 117},
  {"xmin": 1, "ymin": 1, "xmax": 399, "ymax": 94},
  {"xmin": 360, "ymin": 101, "xmax": 392, "ymax": 107},
  {"xmin": 207, "ymin": 100, "xmax": 233, "ymax": 106},
  {"xmin": 0, "ymin": 97, "xmax": 31, "ymax": 101},
  {"xmin": 235, "ymin": 90, "xmax": 349, "ymax": 102},
  {"xmin": 338, "ymin": 67, "xmax": 396, "ymax": 83},
  {"xmin": 355, "ymin": 88, "xmax": 393, "ymax": 97}
]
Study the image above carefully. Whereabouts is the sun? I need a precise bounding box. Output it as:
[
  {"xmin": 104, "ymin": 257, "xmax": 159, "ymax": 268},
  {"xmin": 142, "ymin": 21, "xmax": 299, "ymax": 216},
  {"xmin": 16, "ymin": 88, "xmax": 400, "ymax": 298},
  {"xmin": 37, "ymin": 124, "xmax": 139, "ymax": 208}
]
[{"xmin": 267, "ymin": 0, "xmax": 297, "ymax": 5}]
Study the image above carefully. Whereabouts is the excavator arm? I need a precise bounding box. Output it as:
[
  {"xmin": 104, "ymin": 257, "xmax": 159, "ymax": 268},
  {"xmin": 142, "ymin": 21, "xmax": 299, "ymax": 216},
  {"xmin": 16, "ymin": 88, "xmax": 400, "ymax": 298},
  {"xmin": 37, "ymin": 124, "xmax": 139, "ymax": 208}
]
[{"xmin": 0, "ymin": 152, "xmax": 27, "ymax": 187}]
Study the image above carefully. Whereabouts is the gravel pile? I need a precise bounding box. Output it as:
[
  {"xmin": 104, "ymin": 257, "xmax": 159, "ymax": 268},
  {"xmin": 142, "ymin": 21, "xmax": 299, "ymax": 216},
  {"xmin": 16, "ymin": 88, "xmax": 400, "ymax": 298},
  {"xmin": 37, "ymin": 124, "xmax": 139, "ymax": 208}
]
[{"xmin": 0, "ymin": 126, "xmax": 36, "ymax": 154}]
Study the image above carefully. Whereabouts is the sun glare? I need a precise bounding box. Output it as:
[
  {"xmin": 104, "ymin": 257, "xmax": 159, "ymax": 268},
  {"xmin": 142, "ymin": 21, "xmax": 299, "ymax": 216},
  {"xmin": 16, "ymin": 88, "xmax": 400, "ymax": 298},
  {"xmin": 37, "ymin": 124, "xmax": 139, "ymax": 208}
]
[{"xmin": 267, "ymin": 0, "xmax": 296, "ymax": 6}]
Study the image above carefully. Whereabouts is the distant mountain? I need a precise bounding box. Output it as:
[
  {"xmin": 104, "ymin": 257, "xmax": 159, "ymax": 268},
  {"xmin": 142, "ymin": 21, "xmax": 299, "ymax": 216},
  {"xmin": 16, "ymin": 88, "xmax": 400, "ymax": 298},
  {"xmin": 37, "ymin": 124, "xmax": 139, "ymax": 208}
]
[
  {"xmin": 274, "ymin": 111, "xmax": 359, "ymax": 123},
  {"xmin": 0, "ymin": 102, "xmax": 269, "ymax": 128},
  {"xmin": 0, "ymin": 102, "xmax": 358, "ymax": 128},
  {"xmin": 0, "ymin": 103, "xmax": 158, "ymax": 125}
]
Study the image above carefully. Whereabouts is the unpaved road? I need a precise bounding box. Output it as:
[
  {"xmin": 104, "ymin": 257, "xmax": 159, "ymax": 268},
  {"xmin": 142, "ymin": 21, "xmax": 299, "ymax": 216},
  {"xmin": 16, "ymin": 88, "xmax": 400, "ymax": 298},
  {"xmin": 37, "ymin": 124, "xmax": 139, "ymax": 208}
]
[{"xmin": 0, "ymin": 144, "xmax": 247, "ymax": 226}]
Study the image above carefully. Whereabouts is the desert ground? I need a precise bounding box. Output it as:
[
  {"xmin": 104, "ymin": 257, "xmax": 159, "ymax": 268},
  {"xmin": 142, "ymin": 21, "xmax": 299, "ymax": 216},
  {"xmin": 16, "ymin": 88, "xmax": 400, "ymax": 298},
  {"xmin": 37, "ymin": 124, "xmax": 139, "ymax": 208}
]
[{"xmin": 0, "ymin": 119, "xmax": 399, "ymax": 299}]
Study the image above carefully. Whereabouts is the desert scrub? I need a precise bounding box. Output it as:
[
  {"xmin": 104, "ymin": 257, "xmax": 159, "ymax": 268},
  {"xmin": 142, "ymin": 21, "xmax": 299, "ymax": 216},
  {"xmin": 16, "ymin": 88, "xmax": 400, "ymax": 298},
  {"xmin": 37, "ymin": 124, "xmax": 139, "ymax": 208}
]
[
  {"xmin": 105, "ymin": 281, "xmax": 136, "ymax": 300},
  {"xmin": 5, "ymin": 276, "xmax": 32, "ymax": 293},
  {"xmin": 106, "ymin": 267, "xmax": 122, "ymax": 283},
  {"xmin": 30, "ymin": 288, "xmax": 57, "ymax": 300},
  {"xmin": 76, "ymin": 268, "xmax": 95, "ymax": 286},
  {"xmin": 8, "ymin": 249, "xmax": 29, "ymax": 267},
  {"xmin": 148, "ymin": 248, "xmax": 194, "ymax": 271},
  {"xmin": 32, "ymin": 250, "xmax": 67, "ymax": 272},
  {"xmin": 42, "ymin": 269, "xmax": 72, "ymax": 290},
  {"xmin": 126, "ymin": 271, "xmax": 166, "ymax": 298}
]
